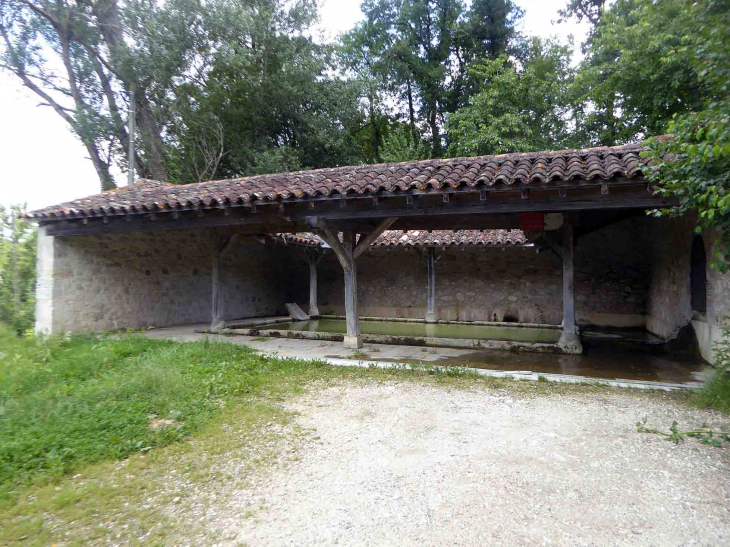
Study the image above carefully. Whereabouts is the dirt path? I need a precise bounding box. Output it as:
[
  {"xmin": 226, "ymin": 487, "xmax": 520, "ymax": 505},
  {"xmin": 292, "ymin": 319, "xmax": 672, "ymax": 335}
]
[{"xmin": 181, "ymin": 383, "xmax": 730, "ymax": 546}]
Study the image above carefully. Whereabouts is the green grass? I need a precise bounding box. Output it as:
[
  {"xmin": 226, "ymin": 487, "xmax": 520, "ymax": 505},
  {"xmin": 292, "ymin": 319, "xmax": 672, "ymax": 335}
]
[
  {"xmin": 694, "ymin": 372, "xmax": 730, "ymax": 414},
  {"xmin": 0, "ymin": 324, "xmax": 325, "ymax": 504}
]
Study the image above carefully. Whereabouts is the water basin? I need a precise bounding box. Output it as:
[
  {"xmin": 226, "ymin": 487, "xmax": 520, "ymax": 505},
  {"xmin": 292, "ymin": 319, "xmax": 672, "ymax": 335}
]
[{"xmin": 259, "ymin": 319, "xmax": 561, "ymax": 344}]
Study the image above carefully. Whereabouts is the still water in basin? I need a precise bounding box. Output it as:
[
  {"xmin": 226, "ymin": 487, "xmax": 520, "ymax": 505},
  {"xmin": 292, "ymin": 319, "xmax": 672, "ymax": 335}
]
[
  {"xmin": 264, "ymin": 319, "xmax": 562, "ymax": 344},
  {"xmin": 426, "ymin": 347, "xmax": 708, "ymax": 384}
]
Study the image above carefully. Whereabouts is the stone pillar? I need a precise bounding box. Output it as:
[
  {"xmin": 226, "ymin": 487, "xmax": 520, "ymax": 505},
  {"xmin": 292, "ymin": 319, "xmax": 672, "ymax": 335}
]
[
  {"xmin": 35, "ymin": 225, "xmax": 55, "ymax": 336},
  {"xmin": 559, "ymin": 214, "xmax": 582, "ymax": 353},
  {"xmin": 425, "ymin": 247, "xmax": 437, "ymax": 323},
  {"xmin": 342, "ymin": 230, "xmax": 362, "ymax": 349},
  {"xmin": 307, "ymin": 250, "xmax": 320, "ymax": 317}
]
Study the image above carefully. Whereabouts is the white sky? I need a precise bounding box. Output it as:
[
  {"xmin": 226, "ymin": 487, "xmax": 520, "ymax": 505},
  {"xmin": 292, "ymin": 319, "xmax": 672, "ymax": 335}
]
[{"xmin": 0, "ymin": 0, "xmax": 589, "ymax": 212}]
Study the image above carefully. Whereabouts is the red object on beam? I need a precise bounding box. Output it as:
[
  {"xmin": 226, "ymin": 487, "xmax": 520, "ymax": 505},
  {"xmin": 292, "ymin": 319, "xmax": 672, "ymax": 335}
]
[{"xmin": 519, "ymin": 212, "xmax": 544, "ymax": 230}]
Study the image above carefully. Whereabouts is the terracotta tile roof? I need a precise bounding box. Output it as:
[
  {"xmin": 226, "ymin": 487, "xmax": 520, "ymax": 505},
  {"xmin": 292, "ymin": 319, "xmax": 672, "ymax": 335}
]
[
  {"xmin": 27, "ymin": 143, "xmax": 645, "ymax": 220},
  {"xmin": 372, "ymin": 230, "xmax": 527, "ymax": 247},
  {"xmin": 278, "ymin": 230, "xmax": 526, "ymax": 248},
  {"xmin": 275, "ymin": 233, "xmax": 322, "ymax": 246}
]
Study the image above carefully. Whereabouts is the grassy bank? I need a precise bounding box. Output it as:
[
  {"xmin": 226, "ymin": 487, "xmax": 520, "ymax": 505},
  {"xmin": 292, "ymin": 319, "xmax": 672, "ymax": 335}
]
[
  {"xmin": 695, "ymin": 372, "xmax": 730, "ymax": 414},
  {"xmin": 0, "ymin": 325, "xmax": 321, "ymax": 503}
]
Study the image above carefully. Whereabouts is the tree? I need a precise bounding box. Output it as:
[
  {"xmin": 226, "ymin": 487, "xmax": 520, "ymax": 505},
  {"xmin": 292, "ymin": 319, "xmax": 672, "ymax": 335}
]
[
  {"xmin": 380, "ymin": 124, "xmax": 430, "ymax": 162},
  {"xmin": 642, "ymin": 0, "xmax": 730, "ymax": 270},
  {"xmin": 339, "ymin": 20, "xmax": 395, "ymax": 164},
  {"xmin": 447, "ymin": 38, "xmax": 581, "ymax": 156},
  {"xmin": 566, "ymin": 0, "xmax": 713, "ymax": 145},
  {"xmin": 347, "ymin": 0, "xmax": 523, "ymax": 158},
  {"xmin": 0, "ymin": 204, "xmax": 36, "ymax": 334},
  {"xmin": 0, "ymin": 0, "xmax": 210, "ymax": 189},
  {"xmin": 165, "ymin": 0, "xmax": 366, "ymax": 181}
]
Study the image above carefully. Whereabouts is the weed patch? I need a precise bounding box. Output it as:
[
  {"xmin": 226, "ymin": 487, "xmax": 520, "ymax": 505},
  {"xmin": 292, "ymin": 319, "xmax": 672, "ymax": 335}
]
[{"xmin": 637, "ymin": 417, "xmax": 730, "ymax": 447}]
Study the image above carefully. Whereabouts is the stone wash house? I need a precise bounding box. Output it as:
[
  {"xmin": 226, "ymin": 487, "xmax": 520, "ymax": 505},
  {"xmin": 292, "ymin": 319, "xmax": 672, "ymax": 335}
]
[{"xmin": 27, "ymin": 143, "xmax": 729, "ymax": 361}]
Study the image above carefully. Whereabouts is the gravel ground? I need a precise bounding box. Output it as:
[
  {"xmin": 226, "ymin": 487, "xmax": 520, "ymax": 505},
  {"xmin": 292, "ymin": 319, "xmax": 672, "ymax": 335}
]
[{"xmin": 180, "ymin": 383, "xmax": 730, "ymax": 546}]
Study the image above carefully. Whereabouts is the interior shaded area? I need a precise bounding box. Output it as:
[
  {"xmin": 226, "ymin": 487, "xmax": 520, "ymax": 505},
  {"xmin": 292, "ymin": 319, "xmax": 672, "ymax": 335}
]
[{"xmin": 269, "ymin": 319, "xmax": 561, "ymax": 343}]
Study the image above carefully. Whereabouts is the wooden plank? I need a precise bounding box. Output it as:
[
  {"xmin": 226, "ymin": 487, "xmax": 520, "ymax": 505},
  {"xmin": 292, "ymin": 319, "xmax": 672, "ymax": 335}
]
[
  {"xmin": 541, "ymin": 232, "xmax": 563, "ymax": 259},
  {"xmin": 390, "ymin": 214, "xmax": 518, "ymax": 231},
  {"xmin": 44, "ymin": 210, "xmax": 296, "ymax": 237},
  {"xmin": 316, "ymin": 220, "xmax": 350, "ymax": 270},
  {"xmin": 211, "ymin": 234, "xmax": 222, "ymax": 330}
]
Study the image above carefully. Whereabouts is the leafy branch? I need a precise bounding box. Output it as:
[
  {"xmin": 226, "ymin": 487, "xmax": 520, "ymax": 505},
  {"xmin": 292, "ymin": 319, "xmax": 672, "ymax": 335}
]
[{"xmin": 636, "ymin": 417, "xmax": 730, "ymax": 448}]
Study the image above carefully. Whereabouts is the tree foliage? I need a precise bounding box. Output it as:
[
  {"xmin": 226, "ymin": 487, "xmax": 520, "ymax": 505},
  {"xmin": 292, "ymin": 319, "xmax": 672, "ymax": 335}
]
[
  {"xmin": 447, "ymin": 38, "xmax": 580, "ymax": 156},
  {"xmin": 380, "ymin": 123, "xmax": 430, "ymax": 163},
  {"xmin": 344, "ymin": 0, "xmax": 524, "ymax": 158},
  {"xmin": 0, "ymin": 0, "xmax": 211, "ymax": 189},
  {"xmin": 571, "ymin": 0, "xmax": 711, "ymax": 145},
  {"xmin": 641, "ymin": 0, "xmax": 730, "ymax": 270},
  {"xmin": 0, "ymin": 205, "xmax": 36, "ymax": 334}
]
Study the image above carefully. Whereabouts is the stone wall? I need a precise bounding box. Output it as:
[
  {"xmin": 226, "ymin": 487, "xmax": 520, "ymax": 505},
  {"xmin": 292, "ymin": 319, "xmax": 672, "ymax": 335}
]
[
  {"xmin": 319, "ymin": 217, "xmax": 653, "ymax": 327},
  {"xmin": 35, "ymin": 228, "xmax": 309, "ymax": 334},
  {"xmin": 646, "ymin": 216, "xmax": 730, "ymax": 362},
  {"xmin": 645, "ymin": 215, "xmax": 694, "ymax": 339}
]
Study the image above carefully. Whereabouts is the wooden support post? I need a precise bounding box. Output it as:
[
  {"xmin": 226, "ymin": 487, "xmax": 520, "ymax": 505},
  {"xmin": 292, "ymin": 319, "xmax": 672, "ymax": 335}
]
[
  {"xmin": 425, "ymin": 247, "xmax": 437, "ymax": 323},
  {"xmin": 314, "ymin": 216, "xmax": 398, "ymax": 349},
  {"xmin": 211, "ymin": 241, "xmax": 222, "ymax": 332},
  {"xmin": 559, "ymin": 215, "xmax": 582, "ymax": 353},
  {"xmin": 210, "ymin": 233, "xmax": 238, "ymax": 333},
  {"xmin": 306, "ymin": 249, "xmax": 322, "ymax": 317},
  {"xmin": 342, "ymin": 230, "xmax": 361, "ymax": 348}
]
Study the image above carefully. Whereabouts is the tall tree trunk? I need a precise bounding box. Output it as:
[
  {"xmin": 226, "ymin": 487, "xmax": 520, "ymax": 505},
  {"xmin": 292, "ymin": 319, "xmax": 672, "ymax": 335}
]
[
  {"xmin": 136, "ymin": 98, "xmax": 168, "ymax": 181},
  {"xmin": 369, "ymin": 93, "xmax": 381, "ymax": 161},
  {"xmin": 407, "ymin": 78, "xmax": 417, "ymax": 142},
  {"xmin": 429, "ymin": 103, "xmax": 441, "ymax": 158},
  {"xmin": 85, "ymin": 140, "xmax": 116, "ymax": 190},
  {"xmin": 10, "ymin": 211, "xmax": 19, "ymax": 325},
  {"xmin": 90, "ymin": 0, "xmax": 168, "ymax": 181}
]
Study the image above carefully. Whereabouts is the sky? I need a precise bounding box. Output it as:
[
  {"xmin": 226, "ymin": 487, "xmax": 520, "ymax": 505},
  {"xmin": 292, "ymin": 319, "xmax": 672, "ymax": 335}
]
[{"xmin": 0, "ymin": 0, "xmax": 590, "ymax": 212}]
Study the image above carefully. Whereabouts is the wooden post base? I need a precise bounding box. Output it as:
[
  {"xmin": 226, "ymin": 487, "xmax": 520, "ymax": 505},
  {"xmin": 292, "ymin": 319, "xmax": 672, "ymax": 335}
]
[
  {"xmin": 558, "ymin": 332, "xmax": 583, "ymax": 353},
  {"xmin": 343, "ymin": 335, "xmax": 363, "ymax": 349}
]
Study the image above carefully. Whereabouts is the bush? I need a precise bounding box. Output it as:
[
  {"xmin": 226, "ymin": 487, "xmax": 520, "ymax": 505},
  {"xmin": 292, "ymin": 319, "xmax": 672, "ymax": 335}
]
[{"xmin": 695, "ymin": 319, "xmax": 730, "ymax": 414}]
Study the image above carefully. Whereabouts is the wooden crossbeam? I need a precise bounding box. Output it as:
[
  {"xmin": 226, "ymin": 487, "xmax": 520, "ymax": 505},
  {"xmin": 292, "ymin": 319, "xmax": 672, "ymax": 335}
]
[{"xmin": 353, "ymin": 217, "xmax": 398, "ymax": 259}]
